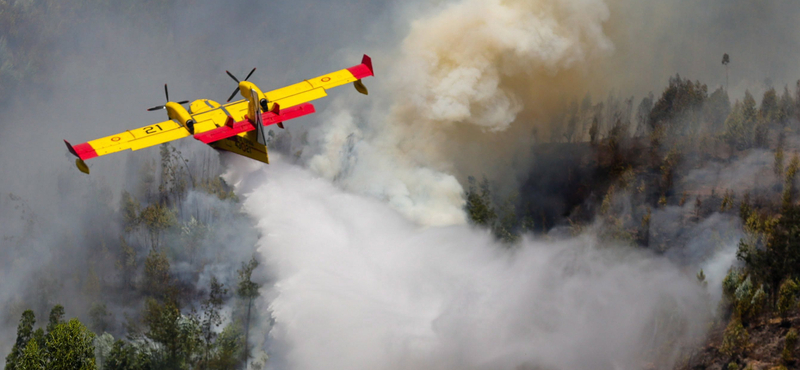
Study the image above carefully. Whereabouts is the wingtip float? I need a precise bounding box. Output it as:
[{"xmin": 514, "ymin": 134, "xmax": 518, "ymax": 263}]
[{"xmin": 65, "ymin": 54, "xmax": 375, "ymax": 174}]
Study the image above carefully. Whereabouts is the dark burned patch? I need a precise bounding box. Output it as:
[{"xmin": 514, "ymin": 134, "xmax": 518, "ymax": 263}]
[{"xmin": 517, "ymin": 138, "xmax": 650, "ymax": 232}]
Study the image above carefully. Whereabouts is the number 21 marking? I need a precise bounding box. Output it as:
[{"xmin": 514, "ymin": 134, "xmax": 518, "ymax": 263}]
[{"xmin": 144, "ymin": 124, "xmax": 163, "ymax": 134}]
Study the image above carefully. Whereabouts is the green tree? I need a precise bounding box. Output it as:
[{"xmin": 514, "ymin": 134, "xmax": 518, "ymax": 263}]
[
  {"xmin": 782, "ymin": 328, "xmax": 798, "ymax": 364},
  {"xmin": 200, "ymin": 276, "xmax": 227, "ymax": 370},
  {"xmin": 143, "ymin": 299, "xmax": 183, "ymax": 368},
  {"xmin": 5, "ymin": 310, "xmax": 36, "ymax": 370},
  {"xmin": 777, "ymin": 279, "xmax": 799, "ymax": 320},
  {"xmin": 18, "ymin": 339, "xmax": 45, "ymax": 370},
  {"xmin": 705, "ymin": 87, "xmax": 731, "ymax": 133},
  {"xmin": 116, "ymin": 237, "xmax": 138, "ymax": 290},
  {"xmin": 104, "ymin": 340, "xmax": 153, "ymax": 370},
  {"xmin": 207, "ymin": 323, "xmax": 242, "ymax": 370},
  {"xmin": 778, "ymin": 86, "xmax": 794, "ymax": 126},
  {"xmin": 722, "ymin": 53, "xmax": 730, "ymax": 90},
  {"xmin": 725, "ymin": 100, "xmax": 755, "ymax": 150},
  {"xmin": 120, "ymin": 191, "xmax": 141, "ymax": 232},
  {"xmin": 775, "ymin": 139, "xmax": 785, "ymax": 179},
  {"xmin": 720, "ymin": 317, "xmax": 749, "ymax": 358},
  {"xmin": 464, "ymin": 176, "xmax": 496, "ymax": 227},
  {"xmin": 142, "ymin": 249, "xmax": 173, "ymax": 300},
  {"xmin": 158, "ymin": 143, "xmax": 192, "ymax": 203},
  {"xmin": 89, "ymin": 303, "xmax": 112, "ymax": 334},
  {"xmin": 743, "ymin": 90, "xmax": 758, "ymax": 122},
  {"xmin": 782, "ymin": 154, "xmax": 800, "ymax": 210},
  {"xmin": 93, "ymin": 333, "xmax": 114, "ymax": 370},
  {"xmin": 660, "ymin": 148, "xmax": 681, "ymax": 198},
  {"xmin": 738, "ymin": 203, "xmax": 800, "ymax": 299},
  {"xmin": 237, "ymin": 257, "xmax": 260, "ymax": 369},
  {"xmin": 45, "ymin": 319, "xmax": 97, "ymax": 370},
  {"xmin": 760, "ymin": 88, "xmax": 780, "ymax": 123},
  {"xmin": 46, "ymin": 304, "xmax": 65, "ymax": 334},
  {"xmin": 493, "ymin": 194, "xmax": 519, "ymax": 244},
  {"xmin": 649, "ymin": 74, "xmax": 707, "ymax": 133},
  {"xmin": 139, "ymin": 203, "xmax": 175, "ymax": 250},
  {"xmin": 635, "ymin": 93, "xmax": 654, "ymax": 136}
]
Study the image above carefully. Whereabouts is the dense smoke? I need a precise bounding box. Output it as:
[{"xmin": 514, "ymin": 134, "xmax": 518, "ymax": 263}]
[
  {"xmin": 231, "ymin": 156, "xmax": 721, "ymax": 370},
  {"xmin": 397, "ymin": 0, "xmax": 613, "ymax": 132},
  {"xmin": 305, "ymin": 0, "xmax": 617, "ymax": 223},
  {"xmin": 304, "ymin": 0, "xmax": 800, "ymax": 224}
]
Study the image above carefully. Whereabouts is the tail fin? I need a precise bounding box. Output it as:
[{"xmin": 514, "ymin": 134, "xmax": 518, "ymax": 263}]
[{"xmin": 251, "ymin": 88, "xmax": 268, "ymax": 145}]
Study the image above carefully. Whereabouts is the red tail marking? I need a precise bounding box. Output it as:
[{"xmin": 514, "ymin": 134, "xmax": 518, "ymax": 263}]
[
  {"xmin": 347, "ymin": 54, "xmax": 374, "ymax": 79},
  {"xmin": 64, "ymin": 140, "xmax": 98, "ymax": 160}
]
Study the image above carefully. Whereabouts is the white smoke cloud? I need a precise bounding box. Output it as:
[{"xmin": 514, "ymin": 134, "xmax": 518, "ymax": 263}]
[
  {"xmin": 304, "ymin": 0, "xmax": 615, "ymax": 226},
  {"xmin": 306, "ymin": 106, "xmax": 466, "ymax": 226},
  {"xmin": 231, "ymin": 157, "xmax": 714, "ymax": 370},
  {"xmin": 399, "ymin": 0, "xmax": 612, "ymax": 131}
]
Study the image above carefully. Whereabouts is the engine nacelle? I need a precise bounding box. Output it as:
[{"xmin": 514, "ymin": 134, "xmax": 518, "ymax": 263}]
[{"xmin": 165, "ymin": 101, "xmax": 195, "ymax": 134}]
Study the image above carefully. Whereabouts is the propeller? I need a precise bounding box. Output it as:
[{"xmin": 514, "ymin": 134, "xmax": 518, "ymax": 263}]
[
  {"xmin": 147, "ymin": 84, "xmax": 189, "ymax": 112},
  {"xmin": 225, "ymin": 67, "xmax": 256, "ymax": 102}
]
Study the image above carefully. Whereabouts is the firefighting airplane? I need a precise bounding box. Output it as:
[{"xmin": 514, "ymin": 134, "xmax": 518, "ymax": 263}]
[{"xmin": 64, "ymin": 55, "xmax": 374, "ymax": 174}]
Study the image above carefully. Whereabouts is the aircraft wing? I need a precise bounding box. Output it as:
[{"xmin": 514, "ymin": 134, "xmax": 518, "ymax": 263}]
[
  {"xmin": 188, "ymin": 54, "xmax": 374, "ymax": 140},
  {"xmin": 65, "ymin": 119, "xmax": 190, "ymax": 161},
  {"xmin": 264, "ymin": 54, "xmax": 374, "ymax": 108}
]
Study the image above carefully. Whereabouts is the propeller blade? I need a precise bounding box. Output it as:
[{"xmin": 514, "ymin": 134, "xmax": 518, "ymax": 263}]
[
  {"xmin": 147, "ymin": 105, "xmax": 165, "ymax": 111},
  {"xmin": 227, "ymin": 87, "xmax": 240, "ymax": 102},
  {"xmin": 164, "ymin": 84, "xmax": 169, "ymax": 102},
  {"xmin": 244, "ymin": 67, "xmax": 256, "ymax": 81},
  {"xmin": 177, "ymin": 100, "xmax": 190, "ymax": 105},
  {"xmin": 225, "ymin": 70, "xmax": 239, "ymax": 83}
]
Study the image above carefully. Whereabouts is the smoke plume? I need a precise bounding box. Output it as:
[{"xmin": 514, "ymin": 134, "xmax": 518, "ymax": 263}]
[
  {"xmin": 305, "ymin": 0, "xmax": 617, "ymax": 225},
  {"xmin": 231, "ymin": 156, "xmax": 719, "ymax": 370}
]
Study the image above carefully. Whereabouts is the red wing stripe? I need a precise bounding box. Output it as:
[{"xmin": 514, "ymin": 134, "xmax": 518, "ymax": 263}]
[
  {"xmin": 194, "ymin": 121, "xmax": 255, "ymax": 144},
  {"xmin": 194, "ymin": 103, "xmax": 316, "ymax": 144}
]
